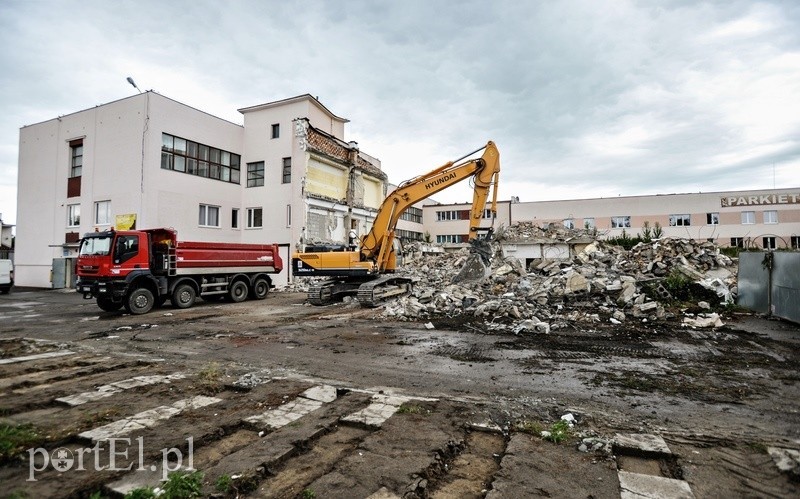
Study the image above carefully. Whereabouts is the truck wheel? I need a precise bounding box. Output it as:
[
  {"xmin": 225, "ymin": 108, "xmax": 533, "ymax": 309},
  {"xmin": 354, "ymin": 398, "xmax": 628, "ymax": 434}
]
[
  {"xmin": 172, "ymin": 283, "xmax": 196, "ymax": 309},
  {"xmin": 250, "ymin": 277, "xmax": 270, "ymax": 300},
  {"xmin": 125, "ymin": 288, "xmax": 154, "ymax": 315},
  {"xmin": 97, "ymin": 296, "xmax": 122, "ymax": 312},
  {"xmin": 228, "ymin": 280, "xmax": 248, "ymax": 303}
]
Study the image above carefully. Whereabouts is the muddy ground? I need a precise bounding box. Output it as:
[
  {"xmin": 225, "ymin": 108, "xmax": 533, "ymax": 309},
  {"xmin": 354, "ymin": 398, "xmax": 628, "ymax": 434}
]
[{"xmin": 0, "ymin": 289, "xmax": 798, "ymax": 498}]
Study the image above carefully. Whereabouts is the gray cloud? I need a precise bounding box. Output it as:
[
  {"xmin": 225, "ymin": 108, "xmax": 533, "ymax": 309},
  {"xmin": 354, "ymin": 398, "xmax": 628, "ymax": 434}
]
[{"xmin": 1, "ymin": 0, "xmax": 799, "ymax": 224}]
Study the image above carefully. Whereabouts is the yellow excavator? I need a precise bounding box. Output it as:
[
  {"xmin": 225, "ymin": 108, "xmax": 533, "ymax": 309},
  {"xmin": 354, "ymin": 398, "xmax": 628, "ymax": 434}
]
[{"xmin": 292, "ymin": 141, "xmax": 500, "ymax": 306}]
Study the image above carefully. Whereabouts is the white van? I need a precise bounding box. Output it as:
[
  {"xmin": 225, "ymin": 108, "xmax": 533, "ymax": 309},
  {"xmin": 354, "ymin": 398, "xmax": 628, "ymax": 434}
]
[{"xmin": 0, "ymin": 259, "xmax": 13, "ymax": 293}]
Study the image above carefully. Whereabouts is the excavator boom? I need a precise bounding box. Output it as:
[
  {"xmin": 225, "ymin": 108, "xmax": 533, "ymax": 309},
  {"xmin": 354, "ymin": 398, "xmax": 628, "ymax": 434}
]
[{"xmin": 292, "ymin": 141, "xmax": 500, "ymax": 306}]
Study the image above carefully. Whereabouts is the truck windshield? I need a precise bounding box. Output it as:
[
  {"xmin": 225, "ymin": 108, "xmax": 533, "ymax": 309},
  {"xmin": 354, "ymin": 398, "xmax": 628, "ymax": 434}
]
[{"xmin": 79, "ymin": 236, "xmax": 112, "ymax": 256}]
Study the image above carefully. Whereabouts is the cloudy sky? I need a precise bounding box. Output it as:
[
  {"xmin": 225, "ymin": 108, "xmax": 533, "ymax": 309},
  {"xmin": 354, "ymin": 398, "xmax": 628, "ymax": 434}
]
[{"xmin": 1, "ymin": 0, "xmax": 799, "ymax": 227}]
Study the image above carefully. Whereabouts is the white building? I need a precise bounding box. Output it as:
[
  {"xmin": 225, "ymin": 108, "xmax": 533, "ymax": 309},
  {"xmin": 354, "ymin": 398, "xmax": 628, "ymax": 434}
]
[
  {"xmin": 16, "ymin": 92, "xmax": 397, "ymax": 288},
  {"xmin": 425, "ymin": 189, "xmax": 800, "ymax": 250}
]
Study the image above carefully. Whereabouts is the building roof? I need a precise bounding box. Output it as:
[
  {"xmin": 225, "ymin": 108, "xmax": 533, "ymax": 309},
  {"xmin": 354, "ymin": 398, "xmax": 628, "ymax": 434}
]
[{"xmin": 237, "ymin": 94, "xmax": 349, "ymax": 123}]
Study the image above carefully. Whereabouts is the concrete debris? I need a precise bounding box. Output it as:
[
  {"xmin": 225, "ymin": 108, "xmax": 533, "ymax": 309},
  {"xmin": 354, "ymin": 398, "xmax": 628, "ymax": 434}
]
[
  {"xmin": 388, "ymin": 232, "xmax": 737, "ymax": 330},
  {"xmin": 683, "ymin": 313, "xmax": 724, "ymax": 329},
  {"xmin": 767, "ymin": 447, "xmax": 800, "ymax": 480}
]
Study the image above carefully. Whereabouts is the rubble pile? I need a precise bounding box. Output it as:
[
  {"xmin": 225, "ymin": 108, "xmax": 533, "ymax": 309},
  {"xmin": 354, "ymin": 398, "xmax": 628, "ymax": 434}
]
[
  {"xmin": 387, "ymin": 233, "xmax": 737, "ymax": 332},
  {"xmin": 495, "ymin": 220, "xmax": 595, "ymax": 242}
]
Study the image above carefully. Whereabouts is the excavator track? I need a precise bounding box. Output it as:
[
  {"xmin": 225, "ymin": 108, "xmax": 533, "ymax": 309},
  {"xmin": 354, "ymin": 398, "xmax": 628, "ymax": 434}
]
[
  {"xmin": 307, "ymin": 280, "xmax": 334, "ymax": 306},
  {"xmin": 357, "ymin": 275, "xmax": 413, "ymax": 308}
]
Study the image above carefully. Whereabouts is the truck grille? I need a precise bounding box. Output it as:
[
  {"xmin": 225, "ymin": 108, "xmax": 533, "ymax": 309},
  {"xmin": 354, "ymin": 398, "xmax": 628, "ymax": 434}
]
[{"xmin": 79, "ymin": 265, "xmax": 99, "ymax": 275}]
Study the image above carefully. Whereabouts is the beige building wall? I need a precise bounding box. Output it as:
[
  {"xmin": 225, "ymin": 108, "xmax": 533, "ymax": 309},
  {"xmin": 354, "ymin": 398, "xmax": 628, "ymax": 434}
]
[{"xmin": 422, "ymin": 189, "xmax": 800, "ymax": 250}]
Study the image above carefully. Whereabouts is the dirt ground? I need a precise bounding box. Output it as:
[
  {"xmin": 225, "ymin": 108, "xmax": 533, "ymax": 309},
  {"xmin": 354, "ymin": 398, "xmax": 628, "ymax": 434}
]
[{"xmin": 0, "ymin": 288, "xmax": 798, "ymax": 498}]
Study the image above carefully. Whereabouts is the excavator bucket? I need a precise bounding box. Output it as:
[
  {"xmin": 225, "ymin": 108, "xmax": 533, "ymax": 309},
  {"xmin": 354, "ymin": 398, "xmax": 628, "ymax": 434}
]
[{"xmin": 452, "ymin": 237, "xmax": 493, "ymax": 283}]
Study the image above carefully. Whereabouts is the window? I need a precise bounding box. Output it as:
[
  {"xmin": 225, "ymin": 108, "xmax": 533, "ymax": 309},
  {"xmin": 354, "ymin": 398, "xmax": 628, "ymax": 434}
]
[
  {"xmin": 611, "ymin": 216, "xmax": 631, "ymax": 228},
  {"xmin": 400, "ymin": 207, "xmax": 423, "ymax": 224},
  {"xmin": 563, "ymin": 219, "xmax": 575, "ymax": 229},
  {"xmin": 247, "ymin": 162, "xmax": 264, "ymax": 187},
  {"xmin": 161, "ymin": 133, "xmax": 240, "ymax": 184},
  {"xmin": 397, "ymin": 229, "xmax": 424, "ymax": 241},
  {"xmin": 791, "ymin": 236, "xmax": 800, "ymax": 249},
  {"xmin": 232, "ymin": 208, "xmax": 239, "ymax": 229},
  {"xmin": 282, "ymin": 157, "xmax": 291, "ymax": 184},
  {"xmin": 94, "ymin": 200, "xmax": 111, "ymax": 225},
  {"xmin": 741, "ymin": 211, "xmax": 755, "ymax": 224},
  {"xmin": 115, "ymin": 235, "xmax": 139, "ymax": 264},
  {"xmin": 286, "ymin": 205, "xmax": 292, "ymax": 228},
  {"xmin": 247, "ymin": 208, "xmax": 263, "ymax": 229},
  {"xmin": 483, "ymin": 209, "xmax": 494, "ymax": 219},
  {"xmin": 436, "ymin": 234, "xmax": 468, "ymax": 244},
  {"xmin": 436, "ymin": 210, "xmax": 470, "ymax": 221},
  {"xmin": 669, "ymin": 214, "xmax": 691, "ymax": 227},
  {"xmin": 706, "ymin": 213, "xmax": 719, "ymax": 225},
  {"xmin": 764, "ymin": 210, "xmax": 778, "ymax": 224},
  {"xmin": 198, "ymin": 204, "xmax": 220, "ymax": 227},
  {"xmin": 731, "ymin": 237, "xmax": 744, "ymax": 248},
  {"xmin": 67, "ymin": 204, "xmax": 80, "ymax": 227},
  {"xmin": 583, "ymin": 218, "xmax": 595, "ymax": 230},
  {"xmin": 763, "ymin": 237, "xmax": 776, "ymax": 250},
  {"xmin": 70, "ymin": 140, "xmax": 83, "ymax": 177},
  {"xmin": 271, "ymin": 124, "xmax": 280, "ymax": 139}
]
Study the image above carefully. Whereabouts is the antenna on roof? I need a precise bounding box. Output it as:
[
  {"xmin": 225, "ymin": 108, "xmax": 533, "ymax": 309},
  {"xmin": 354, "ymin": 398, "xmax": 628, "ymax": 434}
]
[{"xmin": 126, "ymin": 76, "xmax": 142, "ymax": 93}]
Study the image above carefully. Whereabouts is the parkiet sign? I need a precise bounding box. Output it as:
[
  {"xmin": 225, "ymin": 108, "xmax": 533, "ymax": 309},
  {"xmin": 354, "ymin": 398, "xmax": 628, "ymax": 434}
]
[{"xmin": 721, "ymin": 193, "xmax": 800, "ymax": 207}]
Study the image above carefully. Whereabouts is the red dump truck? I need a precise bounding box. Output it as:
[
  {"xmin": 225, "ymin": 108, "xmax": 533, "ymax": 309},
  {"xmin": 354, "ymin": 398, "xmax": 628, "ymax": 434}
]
[{"xmin": 76, "ymin": 227, "xmax": 283, "ymax": 315}]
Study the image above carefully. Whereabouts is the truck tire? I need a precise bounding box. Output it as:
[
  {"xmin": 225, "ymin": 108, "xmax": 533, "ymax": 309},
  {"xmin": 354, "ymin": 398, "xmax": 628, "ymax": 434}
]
[
  {"xmin": 228, "ymin": 280, "xmax": 248, "ymax": 303},
  {"xmin": 97, "ymin": 296, "xmax": 122, "ymax": 312},
  {"xmin": 250, "ymin": 277, "xmax": 270, "ymax": 300},
  {"xmin": 172, "ymin": 283, "xmax": 196, "ymax": 309},
  {"xmin": 125, "ymin": 288, "xmax": 155, "ymax": 315}
]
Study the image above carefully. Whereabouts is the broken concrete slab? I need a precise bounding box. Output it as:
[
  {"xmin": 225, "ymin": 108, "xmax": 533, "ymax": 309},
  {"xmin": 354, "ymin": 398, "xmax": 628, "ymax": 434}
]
[
  {"xmin": 618, "ymin": 470, "xmax": 694, "ymax": 499},
  {"xmin": 244, "ymin": 397, "xmax": 324, "ymax": 429},
  {"xmin": 300, "ymin": 384, "xmax": 337, "ymax": 403},
  {"xmin": 79, "ymin": 395, "xmax": 221, "ymax": 442},
  {"xmin": 614, "ymin": 433, "xmax": 672, "ymax": 456}
]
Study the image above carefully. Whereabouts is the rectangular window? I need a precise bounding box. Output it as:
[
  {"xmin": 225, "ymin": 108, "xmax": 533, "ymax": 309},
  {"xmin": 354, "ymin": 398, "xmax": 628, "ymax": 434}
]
[
  {"xmin": 70, "ymin": 140, "xmax": 83, "ymax": 177},
  {"xmin": 286, "ymin": 204, "xmax": 292, "ymax": 227},
  {"xmin": 763, "ymin": 236, "xmax": 776, "ymax": 250},
  {"xmin": 483, "ymin": 209, "xmax": 494, "ymax": 219},
  {"xmin": 282, "ymin": 157, "xmax": 291, "ymax": 184},
  {"xmin": 583, "ymin": 218, "xmax": 595, "ymax": 229},
  {"xmin": 396, "ymin": 229, "xmax": 424, "ymax": 241},
  {"xmin": 232, "ymin": 208, "xmax": 239, "ymax": 229},
  {"xmin": 436, "ymin": 234, "xmax": 468, "ymax": 244},
  {"xmin": 764, "ymin": 210, "xmax": 778, "ymax": 224},
  {"xmin": 611, "ymin": 216, "xmax": 631, "ymax": 228},
  {"xmin": 67, "ymin": 204, "xmax": 80, "ymax": 227},
  {"xmin": 198, "ymin": 204, "xmax": 220, "ymax": 227},
  {"xmin": 271, "ymin": 124, "xmax": 280, "ymax": 139},
  {"xmin": 247, "ymin": 208, "xmax": 263, "ymax": 229},
  {"xmin": 94, "ymin": 200, "xmax": 111, "ymax": 225},
  {"xmin": 247, "ymin": 162, "xmax": 265, "ymax": 187},
  {"xmin": 563, "ymin": 219, "xmax": 575, "ymax": 229},
  {"xmin": 791, "ymin": 236, "xmax": 800, "ymax": 249},
  {"xmin": 731, "ymin": 237, "xmax": 744, "ymax": 248},
  {"xmin": 706, "ymin": 213, "xmax": 719, "ymax": 225},
  {"xmin": 741, "ymin": 211, "xmax": 755, "ymax": 224},
  {"xmin": 669, "ymin": 214, "xmax": 691, "ymax": 226},
  {"xmin": 161, "ymin": 133, "xmax": 240, "ymax": 184},
  {"xmin": 400, "ymin": 207, "xmax": 423, "ymax": 224}
]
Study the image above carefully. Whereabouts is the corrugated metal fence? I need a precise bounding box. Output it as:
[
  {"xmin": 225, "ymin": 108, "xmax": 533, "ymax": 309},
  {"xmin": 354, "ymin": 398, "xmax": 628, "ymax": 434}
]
[{"xmin": 738, "ymin": 251, "xmax": 800, "ymax": 324}]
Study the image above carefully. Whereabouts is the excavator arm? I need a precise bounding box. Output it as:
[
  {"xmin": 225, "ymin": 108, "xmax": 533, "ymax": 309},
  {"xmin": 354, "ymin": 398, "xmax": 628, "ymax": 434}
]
[
  {"xmin": 292, "ymin": 141, "xmax": 500, "ymax": 306},
  {"xmin": 360, "ymin": 141, "xmax": 500, "ymax": 272}
]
